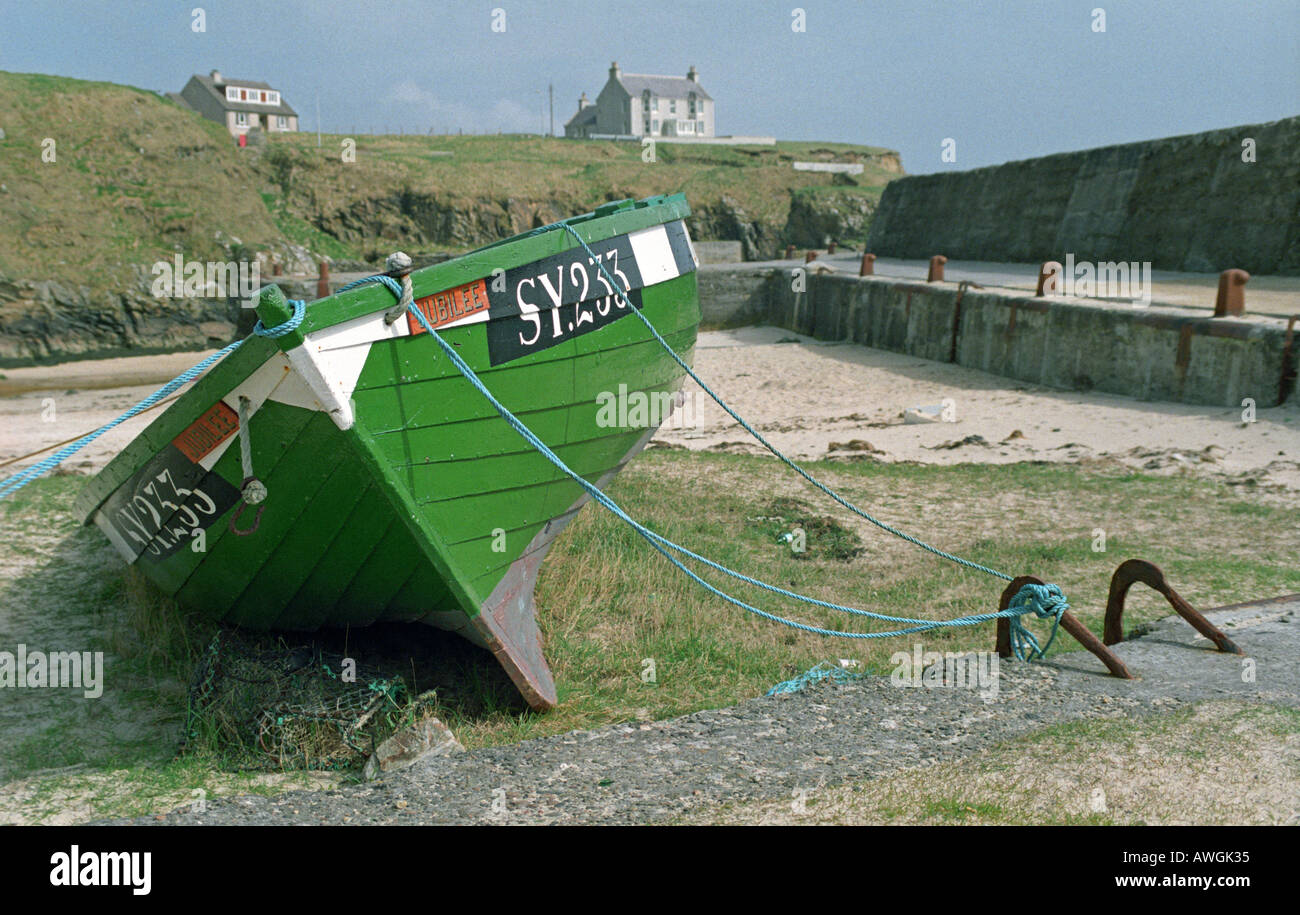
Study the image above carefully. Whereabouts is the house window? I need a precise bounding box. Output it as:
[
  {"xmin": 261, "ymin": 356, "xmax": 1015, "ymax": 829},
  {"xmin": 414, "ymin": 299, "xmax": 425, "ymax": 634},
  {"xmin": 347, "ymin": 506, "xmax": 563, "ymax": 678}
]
[
  {"xmin": 652, "ymin": 119, "xmax": 659, "ymax": 132},
  {"xmin": 235, "ymin": 112, "xmax": 248, "ymax": 127},
  {"xmin": 224, "ymin": 85, "xmax": 281, "ymax": 106},
  {"xmin": 669, "ymin": 99, "xmax": 677, "ymax": 114},
  {"xmin": 276, "ymin": 115, "xmax": 288, "ymax": 129},
  {"xmin": 652, "ymin": 95, "xmax": 658, "ymax": 112}
]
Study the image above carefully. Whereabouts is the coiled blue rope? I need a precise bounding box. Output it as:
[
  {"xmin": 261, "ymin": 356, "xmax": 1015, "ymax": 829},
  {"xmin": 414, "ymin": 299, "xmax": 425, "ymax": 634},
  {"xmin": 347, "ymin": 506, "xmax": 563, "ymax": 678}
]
[
  {"xmin": 557, "ymin": 223, "xmax": 1070, "ymax": 656},
  {"xmin": 0, "ymin": 341, "xmax": 243, "ymax": 500},
  {"xmin": 347, "ymin": 263, "xmax": 1066, "ymax": 653},
  {"xmin": 252, "ymin": 298, "xmax": 306, "ymax": 338},
  {"xmin": 1005, "ymin": 582, "xmax": 1069, "ymax": 661},
  {"xmin": 767, "ymin": 661, "xmax": 860, "ymax": 696}
]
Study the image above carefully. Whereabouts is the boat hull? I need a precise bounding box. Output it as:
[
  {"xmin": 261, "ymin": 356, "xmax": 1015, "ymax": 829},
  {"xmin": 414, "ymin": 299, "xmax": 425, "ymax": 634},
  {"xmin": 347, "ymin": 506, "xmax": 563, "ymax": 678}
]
[{"xmin": 76, "ymin": 195, "xmax": 701, "ymax": 710}]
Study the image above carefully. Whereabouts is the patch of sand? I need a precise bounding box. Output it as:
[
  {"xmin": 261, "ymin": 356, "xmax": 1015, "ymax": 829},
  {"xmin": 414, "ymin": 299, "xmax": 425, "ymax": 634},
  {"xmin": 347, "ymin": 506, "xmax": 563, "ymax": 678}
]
[
  {"xmin": 655, "ymin": 327, "xmax": 1300, "ymax": 491},
  {"xmin": 0, "ymin": 350, "xmax": 219, "ymax": 475},
  {"xmin": 2, "ymin": 332, "xmax": 1297, "ymax": 497}
]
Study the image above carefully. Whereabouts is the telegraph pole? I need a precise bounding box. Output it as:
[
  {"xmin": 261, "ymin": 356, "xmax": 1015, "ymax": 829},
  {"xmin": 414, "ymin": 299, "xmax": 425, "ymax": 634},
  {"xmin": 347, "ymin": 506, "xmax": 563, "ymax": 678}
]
[{"xmin": 548, "ymin": 83, "xmax": 554, "ymax": 137}]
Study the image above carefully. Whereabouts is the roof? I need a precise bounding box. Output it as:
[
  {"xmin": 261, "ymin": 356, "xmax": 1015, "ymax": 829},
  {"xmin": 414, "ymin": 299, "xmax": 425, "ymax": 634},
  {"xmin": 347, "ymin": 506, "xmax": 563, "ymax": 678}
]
[
  {"xmin": 164, "ymin": 91, "xmax": 194, "ymax": 111},
  {"xmin": 614, "ymin": 73, "xmax": 711, "ymax": 101},
  {"xmin": 187, "ymin": 73, "xmax": 299, "ymax": 117},
  {"xmin": 565, "ymin": 105, "xmax": 598, "ymax": 129}
]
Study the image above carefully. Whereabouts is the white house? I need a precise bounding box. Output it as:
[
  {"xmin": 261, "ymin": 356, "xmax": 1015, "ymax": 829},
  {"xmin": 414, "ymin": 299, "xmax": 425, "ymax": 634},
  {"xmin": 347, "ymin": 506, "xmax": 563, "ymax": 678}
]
[
  {"xmin": 170, "ymin": 70, "xmax": 299, "ymax": 140},
  {"xmin": 565, "ymin": 63, "xmax": 713, "ymax": 139}
]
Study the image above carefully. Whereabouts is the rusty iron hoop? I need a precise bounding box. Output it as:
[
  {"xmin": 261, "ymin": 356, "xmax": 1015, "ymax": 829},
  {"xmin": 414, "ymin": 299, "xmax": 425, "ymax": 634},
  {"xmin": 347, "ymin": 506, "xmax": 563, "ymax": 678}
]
[
  {"xmin": 995, "ymin": 574, "xmax": 1133, "ymax": 678},
  {"xmin": 1104, "ymin": 558, "xmax": 1241, "ymax": 654}
]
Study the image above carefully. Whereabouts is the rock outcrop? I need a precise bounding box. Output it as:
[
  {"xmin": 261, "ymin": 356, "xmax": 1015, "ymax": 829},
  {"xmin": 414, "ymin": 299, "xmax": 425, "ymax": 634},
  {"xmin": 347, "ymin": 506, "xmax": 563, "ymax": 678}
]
[{"xmin": 0, "ymin": 269, "xmax": 241, "ymax": 363}]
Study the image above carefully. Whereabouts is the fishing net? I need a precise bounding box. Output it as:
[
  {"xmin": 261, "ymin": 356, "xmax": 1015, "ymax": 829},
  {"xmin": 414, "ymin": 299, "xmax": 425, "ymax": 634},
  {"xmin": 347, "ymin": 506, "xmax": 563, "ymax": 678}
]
[{"xmin": 183, "ymin": 631, "xmax": 438, "ymax": 771}]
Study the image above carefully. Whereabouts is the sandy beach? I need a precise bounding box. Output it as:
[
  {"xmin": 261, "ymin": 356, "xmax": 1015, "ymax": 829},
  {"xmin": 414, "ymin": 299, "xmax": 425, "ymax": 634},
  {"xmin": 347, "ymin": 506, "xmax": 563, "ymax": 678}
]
[
  {"xmin": 2, "ymin": 328, "xmax": 1298, "ymax": 496},
  {"xmin": 654, "ymin": 327, "xmax": 1300, "ymax": 493}
]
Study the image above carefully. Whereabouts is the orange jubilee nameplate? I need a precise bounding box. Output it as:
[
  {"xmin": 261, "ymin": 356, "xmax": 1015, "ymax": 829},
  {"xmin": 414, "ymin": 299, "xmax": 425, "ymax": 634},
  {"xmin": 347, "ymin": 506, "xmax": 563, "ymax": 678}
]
[
  {"xmin": 172, "ymin": 400, "xmax": 240, "ymax": 463},
  {"xmin": 407, "ymin": 279, "xmax": 491, "ymax": 335}
]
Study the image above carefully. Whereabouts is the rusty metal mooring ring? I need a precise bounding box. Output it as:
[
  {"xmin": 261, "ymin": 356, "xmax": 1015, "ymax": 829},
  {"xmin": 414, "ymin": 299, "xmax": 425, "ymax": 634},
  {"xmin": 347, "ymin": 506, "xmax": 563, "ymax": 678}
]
[
  {"xmin": 994, "ymin": 559, "xmax": 1243, "ymax": 679},
  {"xmin": 1104, "ymin": 558, "xmax": 1242, "ymax": 655},
  {"xmin": 996, "ymin": 574, "xmax": 1134, "ymax": 679}
]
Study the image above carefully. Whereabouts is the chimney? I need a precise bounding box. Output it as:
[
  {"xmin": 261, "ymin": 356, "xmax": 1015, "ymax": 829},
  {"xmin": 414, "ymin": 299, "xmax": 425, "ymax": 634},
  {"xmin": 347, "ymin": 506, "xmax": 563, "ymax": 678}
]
[
  {"xmin": 210, "ymin": 69, "xmax": 222, "ymax": 84},
  {"xmin": 687, "ymin": 65, "xmax": 698, "ymax": 82},
  {"xmin": 578, "ymin": 92, "xmax": 589, "ymax": 109},
  {"xmin": 609, "ymin": 61, "xmax": 621, "ymax": 80}
]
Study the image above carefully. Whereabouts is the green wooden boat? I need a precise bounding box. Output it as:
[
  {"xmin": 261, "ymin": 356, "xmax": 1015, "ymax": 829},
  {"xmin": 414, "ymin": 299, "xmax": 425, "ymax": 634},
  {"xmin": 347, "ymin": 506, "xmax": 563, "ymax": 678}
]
[{"xmin": 75, "ymin": 193, "xmax": 701, "ymax": 710}]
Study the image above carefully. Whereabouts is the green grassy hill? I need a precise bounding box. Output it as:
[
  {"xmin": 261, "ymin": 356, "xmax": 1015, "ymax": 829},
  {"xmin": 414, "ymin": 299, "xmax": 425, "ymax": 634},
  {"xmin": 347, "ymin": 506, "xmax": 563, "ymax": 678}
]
[
  {"xmin": 260, "ymin": 132, "xmax": 901, "ymax": 262},
  {"xmin": 0, "ymin": 72, "xmax": 284, "ymax": 290},
  {"xmin": 0, "ymin": 71, "xmax": 902, "ymax": 361}
]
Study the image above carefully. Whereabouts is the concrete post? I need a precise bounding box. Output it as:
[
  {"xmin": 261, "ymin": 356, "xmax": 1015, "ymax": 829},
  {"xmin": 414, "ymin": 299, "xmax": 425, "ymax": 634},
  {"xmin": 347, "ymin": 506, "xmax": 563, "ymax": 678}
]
[
  {"xmin": 859, "ymin": 253, "xmax": 876, "ymax": 276},
  {"xmin": 805, "ymin": 251, "xmax": 818, "ymax": 263},
  {"xmin": 1214, "ymin": 269, "xmax": 1249, "ymax": 317},
  {"xmin": 784, "ymin": 244, "xmax": 796, "ymax": 259},
  {"xmin": 1036, "ymin": 261, "xmax": 1063, "ymax": 296},
  {"xmin": 316, "ymin": 260, "xmax": 331, "ymax": 300},
  {"xmin": 927, "ymin": 255, "xmax": 947, "ymax": 283}
]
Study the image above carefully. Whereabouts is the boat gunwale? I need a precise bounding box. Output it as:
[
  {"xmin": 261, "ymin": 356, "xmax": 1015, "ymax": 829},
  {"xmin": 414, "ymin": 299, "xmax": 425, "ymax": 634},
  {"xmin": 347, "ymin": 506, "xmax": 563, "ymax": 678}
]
[{"xmin": 275, "ymin": 194, "xmax": 692, "ymax": 346}]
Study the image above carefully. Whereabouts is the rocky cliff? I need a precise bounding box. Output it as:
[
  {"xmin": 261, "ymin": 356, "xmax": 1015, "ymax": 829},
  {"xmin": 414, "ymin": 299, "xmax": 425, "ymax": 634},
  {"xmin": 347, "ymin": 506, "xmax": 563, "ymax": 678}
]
[{"xmin": 867, "ymin": 116, "xmax": 1300, "ymax": 275}]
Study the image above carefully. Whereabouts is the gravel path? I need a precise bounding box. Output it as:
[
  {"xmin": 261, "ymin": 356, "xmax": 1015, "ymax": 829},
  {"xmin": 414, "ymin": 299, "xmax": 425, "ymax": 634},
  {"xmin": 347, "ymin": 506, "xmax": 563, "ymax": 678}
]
[{"xmin": 117, "ymin": 599, "xmax": 1297, "ymax": 825}]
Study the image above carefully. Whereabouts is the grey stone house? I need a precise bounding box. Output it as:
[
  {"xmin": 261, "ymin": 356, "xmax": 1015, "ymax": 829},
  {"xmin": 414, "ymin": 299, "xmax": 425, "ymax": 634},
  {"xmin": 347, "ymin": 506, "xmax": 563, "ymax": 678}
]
[
  {"xmin": 169, "ymin": 70, "xmax": 299, "ymax": 140},
  {"xmin": 565, "ymin": 63, "xmax": 713, "ymax": 139}
]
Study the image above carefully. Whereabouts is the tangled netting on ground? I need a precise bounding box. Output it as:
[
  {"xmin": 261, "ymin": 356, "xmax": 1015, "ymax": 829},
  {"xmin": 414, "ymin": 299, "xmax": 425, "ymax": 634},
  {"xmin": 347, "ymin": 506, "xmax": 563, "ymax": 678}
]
[{"xmin": 183, "ymin": 631, "xmax": 438, "ymax": 771}]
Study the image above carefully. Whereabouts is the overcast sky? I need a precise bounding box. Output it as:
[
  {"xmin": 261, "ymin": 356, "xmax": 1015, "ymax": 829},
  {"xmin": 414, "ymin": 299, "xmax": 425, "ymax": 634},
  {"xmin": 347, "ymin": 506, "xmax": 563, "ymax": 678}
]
[{"xmin": 1, "ymin": 0, "xmax": 1295, "ymax": 173}]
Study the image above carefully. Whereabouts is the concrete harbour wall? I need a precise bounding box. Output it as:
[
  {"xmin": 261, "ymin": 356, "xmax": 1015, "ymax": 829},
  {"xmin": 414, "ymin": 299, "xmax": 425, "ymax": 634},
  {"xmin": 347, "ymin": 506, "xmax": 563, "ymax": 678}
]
[
  {"xmin": 696, "ymin": 265, "xmax": 782, "ymax": 328},
  {"xmin": 694, "ymin": 241, "xmax": 744, "ymax": 265},
  {"xmin": 866, "ymin": 117, "xmax": 1300, "ymax": 276},
  {"xmin": 703, "ymin": 267, "xmax": 1296, "ymax": 408}
]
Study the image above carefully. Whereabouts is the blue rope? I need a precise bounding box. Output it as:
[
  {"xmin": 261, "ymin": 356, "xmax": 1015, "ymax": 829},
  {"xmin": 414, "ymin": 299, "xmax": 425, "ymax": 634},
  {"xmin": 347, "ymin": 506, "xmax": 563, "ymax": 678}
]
[
  {"xmin": 341, "ymin": 266, "xmax": 1065, "ymax": 648},
  {"xmin": 559, "ymin": 224, "xmax": 1012, "ymax": 582},
  {"xmin": 338, "ymin": 275, "xmax": 404, "ymax": 298},
  {"xmin": 3, "ymin": 291, "xmax": 295, "ymax": 498},
  {"xmin": 1005, "ymin": 582, "xmax": 1069, "ymax": 661},
  {"xmin": 0, "ymin": 341, "xmax": 243, "ymax": 500},
  {"xmin": 556, "ymin": 223, "xmax": 1071, "ymax": 654},
  {"xmin": 252, "ymin": 298, "xmax": 306, "ymax": 338},
  {"xmin": 767, "ymin": 661, "xmax": 860, "ymax": 696}
]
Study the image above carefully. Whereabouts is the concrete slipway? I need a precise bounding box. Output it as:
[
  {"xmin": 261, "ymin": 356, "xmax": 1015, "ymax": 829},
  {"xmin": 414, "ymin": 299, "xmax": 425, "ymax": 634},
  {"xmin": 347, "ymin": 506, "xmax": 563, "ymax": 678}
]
[{"xmin": 114, "ymin": 597, "xmax": 1298, "ymax": 825}]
